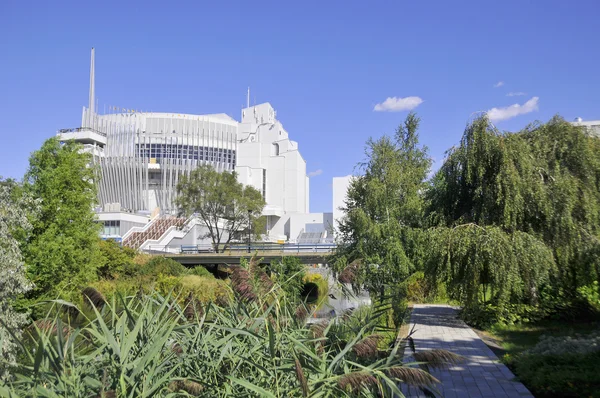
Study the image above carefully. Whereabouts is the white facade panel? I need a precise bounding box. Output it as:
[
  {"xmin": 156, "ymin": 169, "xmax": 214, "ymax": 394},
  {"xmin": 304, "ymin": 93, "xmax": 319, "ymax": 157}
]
[{"xmin": 333, "ymin": 175, "xmax": 353, "ymax": 237}]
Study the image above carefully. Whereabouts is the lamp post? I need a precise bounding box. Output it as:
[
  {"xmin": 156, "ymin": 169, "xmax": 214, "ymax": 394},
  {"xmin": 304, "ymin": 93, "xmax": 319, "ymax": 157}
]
[{"xmin": 247, "ymin": 209, "xmax": 252, "ymax": 253}]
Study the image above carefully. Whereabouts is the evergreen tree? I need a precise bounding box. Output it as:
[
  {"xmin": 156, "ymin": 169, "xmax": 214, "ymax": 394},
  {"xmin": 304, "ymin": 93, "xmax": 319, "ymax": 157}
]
[{"xmin": 23, "ymin": 138, "xmax": 102, "ymax": 297}]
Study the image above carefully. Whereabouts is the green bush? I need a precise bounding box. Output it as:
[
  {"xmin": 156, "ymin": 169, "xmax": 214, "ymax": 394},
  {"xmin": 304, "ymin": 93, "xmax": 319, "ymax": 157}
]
[
  {"xmin": 270, "ymin": 257, "xmax": 306, "ymax": 298},
  {"xmin": 511, "ymin": 334, "xmax": 600, "ymax": 398},
  {"xmin": 578, "ymin": 281, "xmax": 600, "ymax": 313},
  {"xmin": 178, "ymin": 275, "xmax": 228, "ymax": 304},
  {"xmin": 190, "ymin": 265, "xmax": 214, "ymax": 278},
  {"xmin": 97, "ymin": 239, "xmax": 136, "ymax": 279},
  {"xmin": 397, "ymin": 272, "xmax": 429, "ymax": 303},
  {"xmin": 139, "ymin": 256, "xmax": 188, "ymax": 277},
  {"xmin": 91, "ymin": 276, "xmax": 152, "ymax": 302}
]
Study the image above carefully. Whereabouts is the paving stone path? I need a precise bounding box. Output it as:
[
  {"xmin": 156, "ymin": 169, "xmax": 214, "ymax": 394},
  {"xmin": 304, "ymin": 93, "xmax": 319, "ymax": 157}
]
[{"xmin": 401, "ymin": 305, "xmax": 534, "ymax": 398}]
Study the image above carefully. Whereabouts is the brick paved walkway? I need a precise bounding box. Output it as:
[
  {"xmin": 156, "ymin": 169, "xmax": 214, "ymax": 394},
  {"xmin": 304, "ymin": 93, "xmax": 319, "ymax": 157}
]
[{"xmin": 401, "ymin": 305, "xmax": 533, "ymax": 398}]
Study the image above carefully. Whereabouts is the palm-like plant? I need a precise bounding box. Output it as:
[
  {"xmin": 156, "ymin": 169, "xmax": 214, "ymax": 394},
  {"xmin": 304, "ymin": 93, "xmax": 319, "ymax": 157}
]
[{"xmin": 0, "ymin": 259, "xmax": 462, "ymax": 397}]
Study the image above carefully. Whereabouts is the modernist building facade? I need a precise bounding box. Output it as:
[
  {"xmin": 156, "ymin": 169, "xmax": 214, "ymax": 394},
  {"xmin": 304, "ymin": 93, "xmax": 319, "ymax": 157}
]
[{"xmin": 57, "ymin": 49, "xmax": 338, "ymax": 246}]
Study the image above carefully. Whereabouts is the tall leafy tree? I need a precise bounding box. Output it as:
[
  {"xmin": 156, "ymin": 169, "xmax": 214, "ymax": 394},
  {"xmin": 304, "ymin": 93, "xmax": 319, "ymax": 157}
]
[
  {"xmin": 176, "ymin": 165, "xmax": 265, "ymax": 252},
  {"xmin": 337, "ymin": 113, "xmax": 431, "ymax": 293},
  {"xmin": 23, "ymin": 138, "xmax": 102, "ymax": 297},
  {"xmin": 0, "ymin": 179, "xmax": 36, "ymax": 377},
  {"xmin": 426, "ymin": 116, "xmax": 600, "ymax": 307}
]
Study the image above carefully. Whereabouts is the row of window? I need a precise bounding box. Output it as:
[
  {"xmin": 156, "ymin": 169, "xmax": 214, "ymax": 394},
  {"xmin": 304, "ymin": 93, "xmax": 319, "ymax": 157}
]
[
  {"xmin": 135, "ymin": 144, "xmax": 236, "ymax": 165},
  {"xmin": 101, "ymin": 220, "xmax": 120, "ymax": 237}
]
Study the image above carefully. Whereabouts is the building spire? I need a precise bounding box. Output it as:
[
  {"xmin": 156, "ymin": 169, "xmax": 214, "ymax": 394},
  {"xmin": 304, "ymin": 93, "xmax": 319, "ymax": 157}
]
[
  {"xmin": 247, "ymin": 86, "xmax": 250, "ymax": 108},
  {"xmin": 89, "ymin": 47, "xmax": 95, "ymax": 113}
]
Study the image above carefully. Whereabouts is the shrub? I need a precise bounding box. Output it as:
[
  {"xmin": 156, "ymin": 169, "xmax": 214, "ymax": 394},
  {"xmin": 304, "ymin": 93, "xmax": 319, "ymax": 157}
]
[
  {"xmin": 178, "ymin": 275, "xmax": 229, "ymax": 304},
  {"xmin": 97, "ymin": 239, "xmax": 136, "ymax": 279},
  {"xmin": 190, "ymin": 265, "xmax": 214, "ymax": 278},
  {"xmin": 5, "ymin": 288, "xmax": 462, "ymax": 397},
  {"xmin": 397, "ymin": 271, "xmax": 429, "ymax": 303},
  {"xmin": 270, "ymin": 257, "xmax": 306, "ymax": 298},
  {"xmin": 512, "ymin": 334, "xmax": 600, "ymax": 398},
  {"xmin": 578, "ymin": 281, "xmax": 600, "ymax": 313},
  {"xmin": 92, "ymin": 276, "xmax": 152, "ymax": 302},
  {"xmin": 139, "ymin": 256, "xmax": 188, "ymax": 277}
]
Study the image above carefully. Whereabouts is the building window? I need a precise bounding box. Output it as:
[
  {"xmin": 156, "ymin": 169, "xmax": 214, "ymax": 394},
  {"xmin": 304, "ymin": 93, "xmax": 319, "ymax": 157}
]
[
  {"xmin": 262, "ymin": 169, "xmax": 266, "ymax": 199},
  {"xmin": 271, "ymin": 143, "xmax": 279, "ymax": 156},
  {"xmin": 102, "ymin": 220, "xmax": 120, "ymax": 236}
]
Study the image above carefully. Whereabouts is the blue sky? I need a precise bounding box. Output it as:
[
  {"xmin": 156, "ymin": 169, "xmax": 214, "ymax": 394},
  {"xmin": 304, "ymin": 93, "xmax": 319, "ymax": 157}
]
[{"xmin": 1, "ymin": 0, "xmax": 598, "ymax": 213}]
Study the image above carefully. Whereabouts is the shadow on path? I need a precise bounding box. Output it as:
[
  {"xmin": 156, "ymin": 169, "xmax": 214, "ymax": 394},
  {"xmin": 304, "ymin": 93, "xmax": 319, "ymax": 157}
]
[{"xmin": 400, "ymin": 305, "xmax": 533, "ymax": 398}]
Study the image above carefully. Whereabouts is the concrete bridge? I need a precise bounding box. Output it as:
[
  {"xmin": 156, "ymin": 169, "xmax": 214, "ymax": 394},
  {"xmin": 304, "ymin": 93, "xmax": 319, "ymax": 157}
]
[{"xmin": 148, "ymin": 243, "xmax": 337, "ymax": 265}]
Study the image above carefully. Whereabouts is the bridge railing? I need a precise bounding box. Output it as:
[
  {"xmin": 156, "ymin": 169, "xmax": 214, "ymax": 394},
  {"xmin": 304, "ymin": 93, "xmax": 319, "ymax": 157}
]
[{"xmin": 146, "ymin": 243, "xmax": 337, "ymax": 255}]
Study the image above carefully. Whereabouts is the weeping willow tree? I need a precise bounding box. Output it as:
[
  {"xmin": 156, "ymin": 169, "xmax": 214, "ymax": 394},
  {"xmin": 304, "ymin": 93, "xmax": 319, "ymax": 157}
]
[
  {"xmin": 336, "ymin": 113, "xmax": 431, "ymax": 294},
  {"xmin": 427, "ymin": 115, "xmax": 600, "ymax": 308},
  {"xmin": 426, "ymin": 225, "xmax": 555, "ymax": 309}
]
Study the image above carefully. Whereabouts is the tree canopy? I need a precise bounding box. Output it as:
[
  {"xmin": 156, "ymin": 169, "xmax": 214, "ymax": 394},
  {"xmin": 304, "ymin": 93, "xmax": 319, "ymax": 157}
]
[
  {"xmin": 337, "ymin": 113, "xmax": 431, "ymax": 293},
  {"xmin": 426, "ymin": 116, "xmax": 600, "ymax": 297},
  {"xmin": 23, "ymin": 138, "xmax": 102, "ymax": 297},
  {"xmin": 176, "ymin": 164, "xmax": 265, "ymax": 252},
  {"xmin": 337, "ymin": 113, "xmax": 600, "ymax": 315}
]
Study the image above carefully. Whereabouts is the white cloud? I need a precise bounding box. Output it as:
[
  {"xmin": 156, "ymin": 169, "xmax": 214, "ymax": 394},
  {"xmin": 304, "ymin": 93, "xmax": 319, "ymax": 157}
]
[
  {"xmin": 487, "ymin": 97, "xmax": 539, "ymax": 122},
  {"xmin": 506, "ymin": 91, "xmax": 526, "ymax": 97},
  {"xmin": 493, "ymin": 81, "xmax": 505, "ymax": 88},
  {"xmin": 308, "ymin": 169, "xmax": 323, "ymax": 177},
  {"xmin": 373, "ymin": 96, "xmax": 423, "ymax": 112}
]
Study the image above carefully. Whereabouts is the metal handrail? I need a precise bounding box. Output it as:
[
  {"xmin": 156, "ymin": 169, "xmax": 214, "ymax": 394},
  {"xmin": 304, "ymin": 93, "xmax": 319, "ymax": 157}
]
[
  {"xmin": 58, "ymin": 126, "xmax": 107, "ymax": 137},
  {"xmin": 146, "ymin": 242, "xmax": 338, "ymax": 255}
]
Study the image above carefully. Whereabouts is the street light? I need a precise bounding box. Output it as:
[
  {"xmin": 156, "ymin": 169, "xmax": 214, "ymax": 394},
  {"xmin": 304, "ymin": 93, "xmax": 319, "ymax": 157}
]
[{"xmin": 247, "ymin": 209, "xmax": 252, "ymax": 253}]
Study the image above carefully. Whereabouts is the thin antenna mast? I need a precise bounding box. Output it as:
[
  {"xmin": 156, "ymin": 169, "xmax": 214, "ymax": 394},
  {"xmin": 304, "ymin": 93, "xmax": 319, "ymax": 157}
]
[
  {"xmin": 247, "ymin": 87, "xmax": 250, "ymax": 108},
  {"xmin": 89, "ymin": 47, "xmax": 95, "ymax": 113}
]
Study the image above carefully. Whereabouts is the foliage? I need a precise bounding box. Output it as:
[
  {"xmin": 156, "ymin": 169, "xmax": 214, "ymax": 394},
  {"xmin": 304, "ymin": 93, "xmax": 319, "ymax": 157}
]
[
  {"xmin": 176, "ymin": 164, "xmax": 265, "ymax": 252},
  {"xmin": 0, "ymin": 181, "xmax": 36, "ymax": 378},
  {"xmin": 427, "ymin": 116, "xmax": 600, "ymax": 300},
  {"xmin": 139, "ymin": 256, "xmax": 188, "ymax": 277},
  {"xmin": 303, "ymin": 273, "xmax": 328, "ymax": 301},
  {"xmin": 190, "ymin": 265, "xmax": 214, "ymax": 278},
  {"xmin": 508, "ymin": 334, "xmax": 600, "ymax": 398},
  {"xmin": 578, "ymin": 281, "xmax": 600, "ymax": 312},
  {"xmin": 270, "ymin": 256, "xmax": 306, "ymax": 299},
  {"xmin": 426, "ymin": 224, "xmax": 555, "ymax": 313},
  {"xmin": 337, "ymin": 113, "xmax": 431, "ymax": 295},
  {"xmin": 23, "ymin": 137, "xmax": 102, "ymax": 297},
  {"xmin": 0, "ymin": 276, "xmax": 464, "ymax": 397},
  {"xmin": 397, "ymin": 272, "xmax": 429, "ymax": 303},
  {"xmin": 97, "ymin": 239, "xmax": 136, "ymax": 279}
]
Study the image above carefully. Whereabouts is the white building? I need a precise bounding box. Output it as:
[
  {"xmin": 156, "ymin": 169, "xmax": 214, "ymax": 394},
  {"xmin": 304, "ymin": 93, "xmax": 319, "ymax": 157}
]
[
  {"xmin": 572, "ymin": 117, "xmax": 600, "ymax": 137},
  {"xmin": 332, "ymin": 175, "xmax": 353, "ymax": 238},
  {"xmin": 57, "ymin": 49, "xmax": 336, "ymax": 247}
]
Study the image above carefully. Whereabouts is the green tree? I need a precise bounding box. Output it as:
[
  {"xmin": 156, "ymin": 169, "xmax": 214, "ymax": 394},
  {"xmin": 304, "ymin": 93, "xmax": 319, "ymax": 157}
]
[
  {"xmin": 337, "ymin": 113, "xmax": 431, "ymax": 294},
  {"xmin": 0, "ymin": 179, "xmax": 36, "ymax": 377},
  {"xmin": 425, "ymin": 116, "xmax": 600, "ymax": 313},
  {"xmin": 176, "ymin": 165, "xmax": 265, "ymax": 252},
  {"xmin": 23, "ymin": 138, "xmax": 102, "ymax": 297}
]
